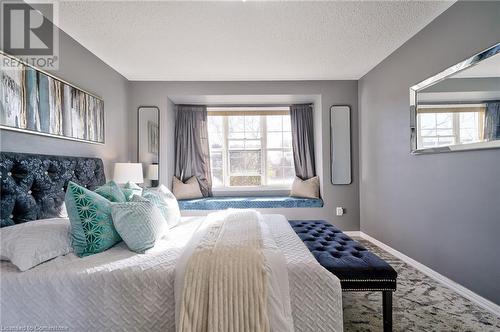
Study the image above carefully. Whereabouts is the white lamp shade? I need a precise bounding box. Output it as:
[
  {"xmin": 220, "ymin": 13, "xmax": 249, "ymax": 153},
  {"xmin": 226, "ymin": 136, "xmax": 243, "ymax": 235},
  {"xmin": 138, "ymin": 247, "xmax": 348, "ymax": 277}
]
[
  {"xmin": 146, "ymin": 164, "xmax": 159, "ymax": 180},
  {"xmin": 113, "ymin": 163, "xmax": 144, "ymax": 184}
]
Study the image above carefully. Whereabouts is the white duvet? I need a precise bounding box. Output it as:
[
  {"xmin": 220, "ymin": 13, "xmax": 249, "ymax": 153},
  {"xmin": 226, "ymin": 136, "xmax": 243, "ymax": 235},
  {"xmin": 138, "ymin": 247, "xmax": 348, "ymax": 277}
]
[{"xmin": 0, "ymin": 215, "xmax": 343, "ymax": 332}]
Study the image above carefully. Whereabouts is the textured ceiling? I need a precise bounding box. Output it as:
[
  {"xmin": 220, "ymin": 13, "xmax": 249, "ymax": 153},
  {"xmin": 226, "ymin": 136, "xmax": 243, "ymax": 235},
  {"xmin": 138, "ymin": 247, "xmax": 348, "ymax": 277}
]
[{"xmin": 58, "ymin": 1, "xmax": 454, "ymax": 81}]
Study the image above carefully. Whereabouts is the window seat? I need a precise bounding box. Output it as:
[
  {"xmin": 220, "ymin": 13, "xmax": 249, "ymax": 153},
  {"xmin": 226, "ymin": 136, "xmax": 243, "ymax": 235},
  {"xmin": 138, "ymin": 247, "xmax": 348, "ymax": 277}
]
[{"xmin": 178, "ymin": 196, "xmax": 324, "ymax": 210}]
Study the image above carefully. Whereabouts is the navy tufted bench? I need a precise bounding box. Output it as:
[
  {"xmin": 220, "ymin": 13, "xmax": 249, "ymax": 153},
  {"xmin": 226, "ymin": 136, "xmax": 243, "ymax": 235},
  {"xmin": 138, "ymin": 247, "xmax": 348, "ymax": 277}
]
[{"xmin": 289, "ymin": 220, "xmax": 397, "ymax": 332}]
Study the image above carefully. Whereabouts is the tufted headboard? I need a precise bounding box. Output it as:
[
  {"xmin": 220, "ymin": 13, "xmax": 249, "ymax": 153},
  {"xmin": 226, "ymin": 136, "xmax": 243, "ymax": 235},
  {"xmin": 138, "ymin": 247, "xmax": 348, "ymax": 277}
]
[{"xmin": 0, "ymin": 152, "xmax": 106, "ymax": 227}]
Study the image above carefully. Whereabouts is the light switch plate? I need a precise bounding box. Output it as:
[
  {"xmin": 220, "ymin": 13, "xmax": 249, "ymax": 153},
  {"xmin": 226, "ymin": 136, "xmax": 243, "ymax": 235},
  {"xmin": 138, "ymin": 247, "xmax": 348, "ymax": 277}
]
[{"xmin": 336, "ymin": 207, "xmax": 344, "ymax": 216}]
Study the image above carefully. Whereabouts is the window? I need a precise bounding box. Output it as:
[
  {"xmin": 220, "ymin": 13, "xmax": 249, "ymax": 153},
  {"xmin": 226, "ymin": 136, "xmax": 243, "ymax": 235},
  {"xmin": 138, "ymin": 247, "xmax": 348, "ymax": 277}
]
[
  {"xmin": 417, "ymin": 105, "xmax": 485, "ymax": 149},
  {"xmin": 207, "ymin": 108, "xmax": 295, "ymax": 189}
]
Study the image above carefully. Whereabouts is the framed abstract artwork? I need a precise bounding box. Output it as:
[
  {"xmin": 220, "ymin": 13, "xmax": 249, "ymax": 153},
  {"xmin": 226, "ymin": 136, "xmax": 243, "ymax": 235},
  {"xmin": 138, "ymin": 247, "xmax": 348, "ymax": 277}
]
[
  {"xmin": 148, "ymin": 120, "xmax": 159, "ymax": 154},
  {"xmin": 0, "ymin": 52, "xmax": 104, "ymax": 144}
]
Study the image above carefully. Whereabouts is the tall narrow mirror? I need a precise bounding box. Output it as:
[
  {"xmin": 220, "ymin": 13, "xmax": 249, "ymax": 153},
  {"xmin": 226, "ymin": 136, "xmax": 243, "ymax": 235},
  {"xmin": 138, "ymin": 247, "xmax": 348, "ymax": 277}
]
[
  {"xmin": 331, "ymin": 106, "xmax": 351, "ymax": 185},
  {"xmin": 138, "ymin": 106, "xmax": 159, "ymax": 187}
]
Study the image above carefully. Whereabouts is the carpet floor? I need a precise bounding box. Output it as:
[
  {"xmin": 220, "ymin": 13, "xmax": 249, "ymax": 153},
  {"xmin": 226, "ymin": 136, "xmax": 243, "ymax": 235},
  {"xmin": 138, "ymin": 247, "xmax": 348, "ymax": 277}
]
[{"xmin": 342, "ymin": 238, "xmax": 500, "ymax": 332}]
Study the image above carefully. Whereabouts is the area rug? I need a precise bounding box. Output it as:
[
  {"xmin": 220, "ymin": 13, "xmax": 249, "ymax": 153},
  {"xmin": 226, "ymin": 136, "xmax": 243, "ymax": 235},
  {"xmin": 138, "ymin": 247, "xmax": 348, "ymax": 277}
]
[{"xmin": 342, "ymin": 238, "xmax": 500, "ymax": 331}]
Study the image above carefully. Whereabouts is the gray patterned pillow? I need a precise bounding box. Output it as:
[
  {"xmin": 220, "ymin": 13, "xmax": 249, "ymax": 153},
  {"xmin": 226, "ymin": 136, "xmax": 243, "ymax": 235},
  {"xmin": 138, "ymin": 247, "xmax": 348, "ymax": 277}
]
[{"xmin": 111, "ymin": 201, "xmax": 168, "ymax": 253}]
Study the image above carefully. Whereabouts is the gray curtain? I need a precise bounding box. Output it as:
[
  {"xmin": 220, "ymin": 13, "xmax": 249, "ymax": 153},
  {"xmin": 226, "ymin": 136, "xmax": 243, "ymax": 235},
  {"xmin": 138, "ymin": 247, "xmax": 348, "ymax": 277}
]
[
  {"xmin": 174, "ymin": 105, "xmax": 212, "ymax": 196},
  {"xmin": 484, "ymin": 102, "xmax": 500, "ymax": 141},
  {"xmin": 290, "ymin": 104, "xmax": 316, "ymax": 180}
]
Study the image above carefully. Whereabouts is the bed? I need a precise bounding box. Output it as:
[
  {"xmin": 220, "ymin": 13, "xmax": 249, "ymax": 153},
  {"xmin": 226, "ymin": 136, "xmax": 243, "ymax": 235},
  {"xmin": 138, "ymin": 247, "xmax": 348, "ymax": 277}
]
[{"xmin": 0, "ymin": 152, "xmax": 343, "ymax": 332}]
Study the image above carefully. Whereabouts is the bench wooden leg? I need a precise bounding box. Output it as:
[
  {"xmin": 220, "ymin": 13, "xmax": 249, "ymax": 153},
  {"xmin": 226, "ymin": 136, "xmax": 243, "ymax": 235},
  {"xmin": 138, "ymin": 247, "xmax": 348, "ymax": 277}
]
[{"xmin": 382, "ymin": 290, "xmax": 393, "ymax": 332}]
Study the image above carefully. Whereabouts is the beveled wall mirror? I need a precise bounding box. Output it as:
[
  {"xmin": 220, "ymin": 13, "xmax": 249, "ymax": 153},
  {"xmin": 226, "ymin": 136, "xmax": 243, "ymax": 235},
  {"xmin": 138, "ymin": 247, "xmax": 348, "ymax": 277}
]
[
  {"xmin": 410, "ymin": 43, "xmax": 500, "ymax": 154},
  {"xmin": 138, "ymin": 106, "xmax": 159, "ymax": 187}
]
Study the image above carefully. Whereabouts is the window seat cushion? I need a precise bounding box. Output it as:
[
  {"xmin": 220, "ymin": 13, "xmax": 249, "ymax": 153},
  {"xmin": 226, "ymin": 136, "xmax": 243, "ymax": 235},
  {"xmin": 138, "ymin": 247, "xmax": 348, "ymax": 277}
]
[{"xmin": 178, "ymin": 196, "xmax": 324, "ymax": 210}]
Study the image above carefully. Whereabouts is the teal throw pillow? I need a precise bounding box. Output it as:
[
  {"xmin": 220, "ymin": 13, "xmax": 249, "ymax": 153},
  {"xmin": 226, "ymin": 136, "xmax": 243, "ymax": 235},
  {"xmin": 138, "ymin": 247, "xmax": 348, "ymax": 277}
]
[
  {"xmin": 94, "ymin": 180, "xmax": 127, "ymax": 202},
  {"xmin": 65, "ymin": 181, "xmax": 121, "ymax": 257},
  {"xmin": 122, "ymin": 181, "xmax": 143, "ymax": 201},
  {"xmin": 111, "ymin": 201, "xmax": 168, "ymax": 253}
]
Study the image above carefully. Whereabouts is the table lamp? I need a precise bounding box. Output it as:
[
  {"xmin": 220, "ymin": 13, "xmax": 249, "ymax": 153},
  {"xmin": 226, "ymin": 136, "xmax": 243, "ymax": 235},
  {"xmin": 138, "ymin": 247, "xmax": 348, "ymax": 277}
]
[
  {"xmin": 146, "ymin": 164, "xmax": 159, "ymax": 187},
  {"xmin": 113, "ymin": 163, "xmax": 144, "ymax": 184}
]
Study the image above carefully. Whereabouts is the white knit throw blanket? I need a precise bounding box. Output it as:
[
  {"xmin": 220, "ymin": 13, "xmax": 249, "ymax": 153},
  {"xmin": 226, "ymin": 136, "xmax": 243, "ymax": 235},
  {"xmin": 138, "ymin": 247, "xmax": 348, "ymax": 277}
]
[{"xmin": 177, "ymin": 210, "xmax": 271, "ymax": 332}]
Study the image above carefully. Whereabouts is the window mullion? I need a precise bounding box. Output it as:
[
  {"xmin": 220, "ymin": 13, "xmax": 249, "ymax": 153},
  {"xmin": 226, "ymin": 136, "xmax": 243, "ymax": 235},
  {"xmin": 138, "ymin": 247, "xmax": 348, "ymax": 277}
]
[
  {"xmin": 453, "ymin": 112, "xmax": 460, "ymax": 144},
  {"xmin": 224, "ymin": 116, "xmax": 229, "ymax": 187},
  {"xmin": 261, "ymin": 115, "xmax": 267, "ymax": 186},
  {"xmin": 417, "ymin": 114, "xmax": 423, "ymax": 148}
]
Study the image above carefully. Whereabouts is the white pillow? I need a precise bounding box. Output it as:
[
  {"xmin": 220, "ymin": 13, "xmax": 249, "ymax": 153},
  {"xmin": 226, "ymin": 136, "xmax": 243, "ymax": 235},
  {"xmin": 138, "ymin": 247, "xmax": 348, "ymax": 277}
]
[
  {"xmin": 58, "ymin": 202, "xmax": 68, "ymax": 218},
  {"xmin": 172, "ymin": 176, "xmax": 203, "ymax": 200},
  {"xmin": 141, "ymin": 185, "xmax": 181, "ymax": 228},
  {"xmin": 0, "ymin": 218, "xmax": 72, "ymax": 271},
  {"xmin": 290, "ymin": 176, "xmax": 320, "ymax": 199}
]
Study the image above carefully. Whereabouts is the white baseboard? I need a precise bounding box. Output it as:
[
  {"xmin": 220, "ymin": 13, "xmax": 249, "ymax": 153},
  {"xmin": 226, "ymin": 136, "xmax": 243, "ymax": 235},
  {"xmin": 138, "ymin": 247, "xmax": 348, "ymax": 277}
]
[
  {"xmin": 356, "ymin": 232, "xmax": 500, "ymax": 317},
  {"xmin": 343, "ymin": 231, "xmax": 361, "ymax": 237}
]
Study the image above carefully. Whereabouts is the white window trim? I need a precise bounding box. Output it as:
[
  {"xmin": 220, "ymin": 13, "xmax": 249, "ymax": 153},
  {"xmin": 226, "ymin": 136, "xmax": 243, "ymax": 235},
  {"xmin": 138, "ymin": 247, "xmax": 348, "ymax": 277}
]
[{"xmin": 208, "ymin": 108, "xmax": 294, "ymax": 191}]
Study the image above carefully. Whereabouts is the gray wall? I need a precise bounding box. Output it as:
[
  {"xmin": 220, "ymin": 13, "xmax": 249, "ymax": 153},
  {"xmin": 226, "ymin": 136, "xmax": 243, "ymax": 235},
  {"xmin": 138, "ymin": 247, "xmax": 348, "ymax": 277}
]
[
  {"xmin": 359, "ymin": 1, "xmax": 500, "ymax": 304},
  {"xmin": 419, "ymin": 78, "xmax": 500, "ymax": 103},
  {"xmin": 128, "ymin": 81, "xmax": 360, "ymax": 230},
  {"xmin": 0, "ymin": 22, "xmax": 129, "ymax": 178}
]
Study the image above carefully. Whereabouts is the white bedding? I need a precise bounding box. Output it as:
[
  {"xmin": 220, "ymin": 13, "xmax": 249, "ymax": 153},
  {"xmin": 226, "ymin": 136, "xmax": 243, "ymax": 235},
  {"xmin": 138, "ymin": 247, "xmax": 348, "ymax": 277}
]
[{"xmin": 0, "ymin": 215, "xmax": 342, "ymax": 332}]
